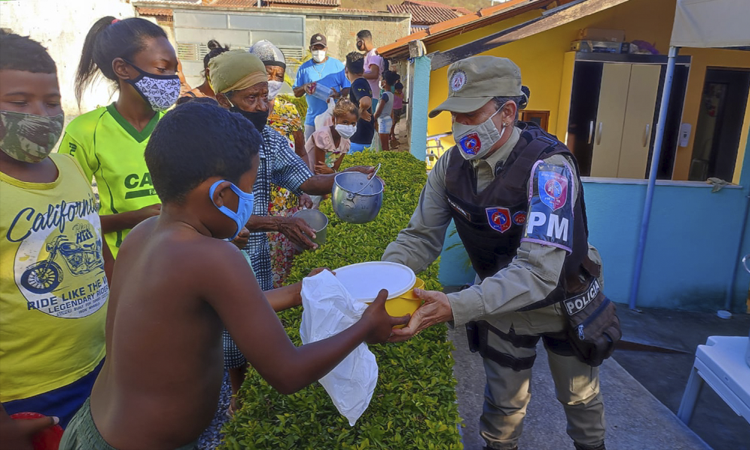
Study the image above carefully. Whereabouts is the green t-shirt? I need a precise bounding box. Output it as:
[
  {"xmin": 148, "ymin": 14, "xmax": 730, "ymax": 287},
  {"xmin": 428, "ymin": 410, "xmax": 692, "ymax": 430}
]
[{"xmin": 60, "ymin": 104, "xmax": 163, "ymax": 257}]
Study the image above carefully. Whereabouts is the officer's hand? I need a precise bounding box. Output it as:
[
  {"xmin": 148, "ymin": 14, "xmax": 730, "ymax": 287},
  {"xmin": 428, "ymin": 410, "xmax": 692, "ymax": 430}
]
[{"xmin": 388, "ymin": 289, "xmax": 453, "ymax": 343}]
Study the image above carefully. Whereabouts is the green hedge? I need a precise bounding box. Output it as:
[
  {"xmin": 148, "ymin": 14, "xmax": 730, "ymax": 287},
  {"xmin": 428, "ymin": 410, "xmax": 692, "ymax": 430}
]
[{"xmin": 221, "ymin": 151, "xmax": 462, "ymax": 449}]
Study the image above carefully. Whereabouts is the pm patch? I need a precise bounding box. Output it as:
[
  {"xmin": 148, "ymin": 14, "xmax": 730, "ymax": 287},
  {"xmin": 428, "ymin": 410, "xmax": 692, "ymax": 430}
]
[
  {"xmin": 486, "ymin": 207, "xmax": 511, "ymax": 233},
  {"xmin": 522, "ymin": 161, "xmax": 575, "ymax": 252}
]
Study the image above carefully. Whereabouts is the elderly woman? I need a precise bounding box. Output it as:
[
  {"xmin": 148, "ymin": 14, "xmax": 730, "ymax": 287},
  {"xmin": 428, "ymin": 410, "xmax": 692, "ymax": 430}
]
[
  {"xmin": 207, "ymin": 49, "xmax": 374, "ymax": 407},
  {"xmin": 249, "ymin": 40, "xmax": 309, "ymax": 289}
]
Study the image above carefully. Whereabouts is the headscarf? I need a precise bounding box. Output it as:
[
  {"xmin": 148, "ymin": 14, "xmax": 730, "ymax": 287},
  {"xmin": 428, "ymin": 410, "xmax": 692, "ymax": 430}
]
[
  {"xmin": 208, "ymin": 49, "xmax": 267, "ymax": 94},
  {"xmin": 248, "ymin": 40, "xmax": 286, "ymax": 70}
]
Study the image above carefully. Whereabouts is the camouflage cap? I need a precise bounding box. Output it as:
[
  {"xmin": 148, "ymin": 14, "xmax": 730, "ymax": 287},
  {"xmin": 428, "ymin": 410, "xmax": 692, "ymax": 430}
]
[{"xmin": 429, "ymin": 55, "xmax": 523, "ymax": 118}]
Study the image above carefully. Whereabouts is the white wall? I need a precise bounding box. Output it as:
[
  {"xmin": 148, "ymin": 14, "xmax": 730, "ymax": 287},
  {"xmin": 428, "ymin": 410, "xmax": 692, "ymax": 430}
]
[{"xmin": 0, "ymin": 0, "xmax": 136, "ymax": 124}]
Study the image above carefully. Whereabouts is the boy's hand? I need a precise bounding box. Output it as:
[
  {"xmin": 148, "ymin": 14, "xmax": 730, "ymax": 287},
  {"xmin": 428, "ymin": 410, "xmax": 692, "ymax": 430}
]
[
  {"xmin": 328, "ymin": 87, "xmax": 340, "ymax": 100},
  {"xmin": 361, "ymin": 289, "xmax": 410, "ymax": 344},
  {"xmin": 278, "ymin": 216, "xmax": 317, "ymax": 250},
  {"xmin": 0, "ymin": 414, "xmax": 59, "ymax": 450},
  {"xmin": 232, "ymin": 227, "xmax": 250, "ymax": 250}
]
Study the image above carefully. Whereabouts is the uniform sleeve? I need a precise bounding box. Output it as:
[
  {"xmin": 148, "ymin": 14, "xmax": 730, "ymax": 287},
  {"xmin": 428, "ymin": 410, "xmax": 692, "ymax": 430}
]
[
  {"xmin": 446, "ymin": 153, "xmax": 581, "ymax": 327},
  {"xmin": 270, "ymin": 132, "xmax": 313, "ymax": 195},
  {"xmin": 58, "ymin": 130, "xmax": 96, "ymax": 184},
  {"xmin": 382, "ymin": 151, "xmax": 453, "ymax": 273}
]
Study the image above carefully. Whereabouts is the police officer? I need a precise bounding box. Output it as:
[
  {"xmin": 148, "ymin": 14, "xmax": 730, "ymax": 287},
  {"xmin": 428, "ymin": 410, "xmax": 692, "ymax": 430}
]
[{"xmin": 383, "ymin": 56, "xmax": 608, "ymax": 450}]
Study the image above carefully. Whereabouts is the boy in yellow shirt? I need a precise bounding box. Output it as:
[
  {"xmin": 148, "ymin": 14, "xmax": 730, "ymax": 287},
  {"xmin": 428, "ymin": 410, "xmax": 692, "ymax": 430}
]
[{"xmin": 0, "ymin": 30, "xmax": 113, "ymax": 449}]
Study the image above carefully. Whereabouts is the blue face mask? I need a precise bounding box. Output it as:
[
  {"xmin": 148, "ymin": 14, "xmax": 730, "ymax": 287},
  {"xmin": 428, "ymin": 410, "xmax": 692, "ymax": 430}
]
[{"xmin": 209, "ymin": 180, "xmax": 254, "ymax": 240}]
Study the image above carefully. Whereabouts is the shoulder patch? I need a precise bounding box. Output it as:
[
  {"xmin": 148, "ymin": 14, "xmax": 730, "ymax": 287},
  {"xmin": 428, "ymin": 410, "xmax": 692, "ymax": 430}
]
[{"xmin": 522, "ymin": 161, "xmax": 575, "ymax": 252}]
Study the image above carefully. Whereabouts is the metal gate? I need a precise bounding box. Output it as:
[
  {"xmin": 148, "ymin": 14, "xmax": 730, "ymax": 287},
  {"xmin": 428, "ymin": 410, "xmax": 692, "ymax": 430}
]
[{"xmin": 173, "ymin": 9, "xmax": 305, "ymax": 91}]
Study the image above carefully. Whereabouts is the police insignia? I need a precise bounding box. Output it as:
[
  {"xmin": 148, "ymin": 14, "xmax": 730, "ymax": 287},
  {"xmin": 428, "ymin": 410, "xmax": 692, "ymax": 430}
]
[
  {"xmin": 538, "ymin": 170, "xmax": 568, "ymax": 211},
  {"xmin": 523, "ymin": 162, "xmax": 575, "ymax": 252},
  {"xmin": 512, "ymin": 211, "xmax": 527, "ymax": 226},
  {"xmin": 486, "ymin": 207, "xmax": 511, "ymax": 233},
  {"xmin": 450, "ymin": 70, "xmax": 467, "ymax": 92},
  {"xmin": 459, "ymin": 133, "xmax": 481, "ymax": 155}
]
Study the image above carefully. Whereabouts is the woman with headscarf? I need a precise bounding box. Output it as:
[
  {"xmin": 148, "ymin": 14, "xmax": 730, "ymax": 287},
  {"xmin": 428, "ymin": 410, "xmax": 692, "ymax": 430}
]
[
  {"xmin": 249, "ymin": 40, "xmax": 309, "ymax": 289},
  {"xmin": 207, "ymin": 49, "xmax": 375, "ymax": 409}
]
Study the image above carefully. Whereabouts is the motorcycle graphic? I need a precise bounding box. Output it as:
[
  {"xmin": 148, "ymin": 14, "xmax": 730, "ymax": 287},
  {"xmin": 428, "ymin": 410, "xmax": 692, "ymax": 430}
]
[{"xmin": 20, "ymin": 234, "xmax": 103, "ymax": 294}]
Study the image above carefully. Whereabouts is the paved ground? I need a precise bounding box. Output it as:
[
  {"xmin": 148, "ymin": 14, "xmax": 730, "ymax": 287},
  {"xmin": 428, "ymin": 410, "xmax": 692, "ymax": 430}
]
[
  {"xmin": 449, "ymin": 323, "xmax": 712, "ymax": 450},
  {"xmin": 614, "ymin": 306, "xmax": 750, "ymax": 450}
]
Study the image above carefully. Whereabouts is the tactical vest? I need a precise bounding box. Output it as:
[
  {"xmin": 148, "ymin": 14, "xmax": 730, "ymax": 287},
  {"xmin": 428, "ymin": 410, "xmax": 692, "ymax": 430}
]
[{"xmin": 445, "ymin": 122, "xmax": 595, "ymax": 311}]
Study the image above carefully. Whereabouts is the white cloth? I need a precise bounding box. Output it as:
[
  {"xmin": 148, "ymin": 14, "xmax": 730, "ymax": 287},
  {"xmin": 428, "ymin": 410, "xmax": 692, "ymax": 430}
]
[
  {"xmin": 299, "ymin": 271, "xmax": 378, "ymax": 426},
  {"xmin": 671, "ymin": 0, "xmax": 750, "ymax": 48}
]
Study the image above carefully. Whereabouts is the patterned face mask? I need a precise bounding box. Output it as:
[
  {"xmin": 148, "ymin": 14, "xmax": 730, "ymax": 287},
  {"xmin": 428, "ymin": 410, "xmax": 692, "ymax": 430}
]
[
  {"xmin": 124, "ymin": 60, "xmax": 180, "ymax": 112},
  {"xmin": 0, "ymin": 111, "xmax": 65, "ymax": 163}
]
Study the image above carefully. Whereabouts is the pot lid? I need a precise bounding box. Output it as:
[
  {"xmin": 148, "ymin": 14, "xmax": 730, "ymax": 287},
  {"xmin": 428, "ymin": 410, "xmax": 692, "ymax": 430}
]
[{"xmin": 334, "ymin": 261, "xmax": 416, "ymax": 302}]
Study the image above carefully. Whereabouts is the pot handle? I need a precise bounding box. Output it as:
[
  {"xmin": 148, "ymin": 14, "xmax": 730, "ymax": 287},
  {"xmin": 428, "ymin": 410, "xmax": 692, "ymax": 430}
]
[{"xmin": 352, "ymin": 163, "xmax": 382, "ymax": 195}]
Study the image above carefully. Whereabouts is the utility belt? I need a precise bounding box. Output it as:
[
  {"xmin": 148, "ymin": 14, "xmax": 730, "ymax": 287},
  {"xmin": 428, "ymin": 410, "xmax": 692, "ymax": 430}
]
[{"xmin": 466, "ymin": 278, "xmax": 621, "ymax": 368}]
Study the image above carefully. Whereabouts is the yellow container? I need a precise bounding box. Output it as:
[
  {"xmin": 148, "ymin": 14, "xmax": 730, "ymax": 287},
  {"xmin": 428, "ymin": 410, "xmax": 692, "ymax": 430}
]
[{"xmin": 381, "ymin": 278, "xmax": 425, "ymax": 328}]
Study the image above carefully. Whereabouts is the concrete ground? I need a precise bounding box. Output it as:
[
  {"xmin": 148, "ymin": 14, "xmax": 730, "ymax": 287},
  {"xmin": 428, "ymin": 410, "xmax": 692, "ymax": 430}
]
[
  {"xmin": 614, "ymin": 307, "xmax": 750, "ymax": 450},
  {"xmin": 449, "ymin": 324, "xmax": 712, "ymax": 450}
]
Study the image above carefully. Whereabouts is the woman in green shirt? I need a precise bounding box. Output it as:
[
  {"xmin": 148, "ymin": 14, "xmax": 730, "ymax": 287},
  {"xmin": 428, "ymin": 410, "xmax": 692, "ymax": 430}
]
[{"xmin": 61, "ymin": 16, "xmax": 180, "ymax": 257}]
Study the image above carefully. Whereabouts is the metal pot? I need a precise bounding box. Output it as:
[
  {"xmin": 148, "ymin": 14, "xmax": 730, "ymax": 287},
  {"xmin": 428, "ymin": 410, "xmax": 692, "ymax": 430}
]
[
  {"xmin": 292, "ymin": 209, "xmax": 328, "ymax": 251},
  {"xmin": 331, "ymin": 172, "xmax": 384, "ymax": 224}
]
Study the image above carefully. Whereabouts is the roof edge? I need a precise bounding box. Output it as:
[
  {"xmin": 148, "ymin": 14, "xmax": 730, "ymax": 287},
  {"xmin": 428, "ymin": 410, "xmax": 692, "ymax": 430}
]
[{"xmin": 379, "ymin": 0, "xmax": 555, "ymax": 59}]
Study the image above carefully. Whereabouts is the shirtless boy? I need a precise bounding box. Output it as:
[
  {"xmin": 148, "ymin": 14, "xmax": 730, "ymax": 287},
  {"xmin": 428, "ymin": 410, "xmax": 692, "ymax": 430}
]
[{"xmin": 59, "ymin": 101, "xmax": 407, "ymax": 449}]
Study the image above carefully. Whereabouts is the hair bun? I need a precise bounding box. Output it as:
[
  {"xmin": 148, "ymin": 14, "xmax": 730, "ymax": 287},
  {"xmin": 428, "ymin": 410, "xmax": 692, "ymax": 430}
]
[{"xmin": 207, "ymin": 40, "xmax": 227, "ymax": 51}]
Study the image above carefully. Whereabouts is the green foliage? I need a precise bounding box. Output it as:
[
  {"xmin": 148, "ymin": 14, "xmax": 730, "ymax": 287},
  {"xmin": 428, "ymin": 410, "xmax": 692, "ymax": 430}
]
[{"xmin": 221, "ymin": 151, "xmax": 462, "ymax": 449}]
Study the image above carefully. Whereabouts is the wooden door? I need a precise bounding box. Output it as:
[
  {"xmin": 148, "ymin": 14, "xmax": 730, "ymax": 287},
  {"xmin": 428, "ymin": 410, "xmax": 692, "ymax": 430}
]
[
  {"xmin": 590, "ymin": 64, "xmax": 631, "ymax": 177},
  {"xmin": 617, "ymin": 64, "xmax": 661, "ymax": 178}
]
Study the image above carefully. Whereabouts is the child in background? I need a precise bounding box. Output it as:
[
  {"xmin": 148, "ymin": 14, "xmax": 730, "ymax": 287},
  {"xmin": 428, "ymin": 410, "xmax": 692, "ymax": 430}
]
[
  {"xmin": 59, "ymin": 102, "xmax": 406, "ymax": 450},
  {"xmin": 307, "ymin": 99, "xmax": 358, "ymax": 175},
  {"xmin": 390, "ymin": 81, "xmax": 405, "ymax": 146},
  {"xmin": 374, "ymin": 70, "xmax": 399, "ymax": 151},
  {"xmin": 0, "ymin": 30, "xmax": 113, "ymax": 447}
]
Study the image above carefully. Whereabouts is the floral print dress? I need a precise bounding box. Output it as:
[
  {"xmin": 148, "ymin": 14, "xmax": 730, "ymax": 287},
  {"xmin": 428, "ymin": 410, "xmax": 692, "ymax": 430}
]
[{"xmin": 267, "ymin": 98, "xmax": 304, "ymax": 288}]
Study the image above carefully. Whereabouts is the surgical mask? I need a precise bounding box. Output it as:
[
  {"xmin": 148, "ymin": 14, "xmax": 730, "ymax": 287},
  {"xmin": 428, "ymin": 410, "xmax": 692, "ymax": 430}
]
[
  {"xmin": 229, "ymin": 102, "xmax": 269, "ymax": 133},
  {"xmin": 312, "ymin": 50, "xmax": 326, "ymax": 63},
  {"xmin": 452, "ymin": 106, "xmax": 506, "ymax": 160},
  {"xmin": 267, "ymin": 80, "xmax": 283, "ymax": 99},
  {"xmin": 335, "ymin": 123, "xmax": 357, "ymax": 139},
  {"xmin": 209, "ymin": 180, "xmax": 254, "ymax": 240},
  {"xmin": 124, "ymin": 60, "xmax": 180, "ymax": 112},
  {"xmin": 0, "ymin": 111, "xmax": 64, "ymax": 163}
]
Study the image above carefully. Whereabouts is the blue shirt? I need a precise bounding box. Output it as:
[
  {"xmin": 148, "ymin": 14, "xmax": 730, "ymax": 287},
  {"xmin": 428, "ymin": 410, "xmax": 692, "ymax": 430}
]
[{"xmin": 294, "ymin": 57, "xmax": 350, "ymax": 126}]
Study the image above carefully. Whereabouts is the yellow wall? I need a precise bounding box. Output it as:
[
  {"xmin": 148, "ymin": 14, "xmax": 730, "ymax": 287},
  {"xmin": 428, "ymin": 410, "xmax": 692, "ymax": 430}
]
[{"xmin": 424, "ymin": 0, "xmax": 750, "ymax": 181}]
